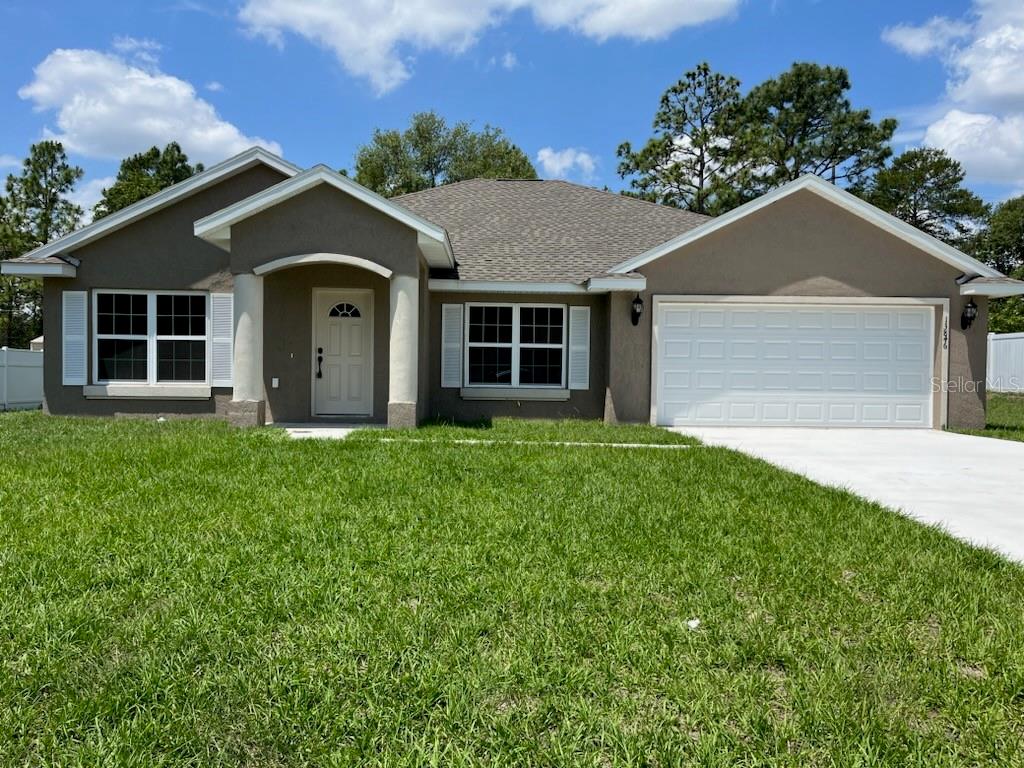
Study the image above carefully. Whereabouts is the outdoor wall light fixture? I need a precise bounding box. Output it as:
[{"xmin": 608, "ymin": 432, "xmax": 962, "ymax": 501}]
[
  {"xmin": 961, "ymin": 299, "xmax": 978, "ymax": 330},
  {"xmin": 631, "ymin": 294, "xmax": 644, "ymax": 326}
]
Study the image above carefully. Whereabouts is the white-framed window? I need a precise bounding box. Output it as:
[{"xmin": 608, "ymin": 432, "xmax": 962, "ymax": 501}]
[
  {"xmin": 464, "ymin": 303, "xmax": 566, "ymax": 388},
  {"xmin": 92, "ymin": 290, "xmax": 210, "ymax": 385}
]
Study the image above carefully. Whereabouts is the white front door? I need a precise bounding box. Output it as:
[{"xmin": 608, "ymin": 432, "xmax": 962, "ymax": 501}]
[
  {"xmin": 654, "ymin": 301, "xmax": 936, "ymax": 428},
  {"xmin": 313, "ymin": 290, "xmax": 373, "ymax": 416}
]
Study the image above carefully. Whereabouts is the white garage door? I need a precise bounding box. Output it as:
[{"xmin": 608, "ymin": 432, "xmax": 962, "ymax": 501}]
[{"xmin": 654, "ymin": 302, "xmax": 935, "ymax": 427}]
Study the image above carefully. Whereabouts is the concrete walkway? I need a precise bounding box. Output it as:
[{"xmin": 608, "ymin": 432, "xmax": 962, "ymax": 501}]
[
  {"xmin": 278, "ymin": 423, "xmax": 370, "ymax": 440},
  {"xmin": 674, "ymin": 427, "xmax": 1024, "ymax": 562}
]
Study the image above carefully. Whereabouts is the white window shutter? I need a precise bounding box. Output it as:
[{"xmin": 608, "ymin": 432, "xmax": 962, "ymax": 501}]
[
  {"xmin": 568, "ymin": 305, "xmax": 590, "ymax": 390},
  {"xmin": 210, "ymin": 293, "xmax": 234, "ymax": 387},
  {"xmin": 441, "ymin": 303, "xmax": 464, "ymax": 388},
  {"xmin": 62, "ymin": 291, "xmax": 87, "ymax": 385}
]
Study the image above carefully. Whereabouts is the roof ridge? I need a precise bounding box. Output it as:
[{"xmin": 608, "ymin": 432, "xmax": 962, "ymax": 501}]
[{"xmin": 545, "ymin": 179, "xmax": 711, "ymax": 220}]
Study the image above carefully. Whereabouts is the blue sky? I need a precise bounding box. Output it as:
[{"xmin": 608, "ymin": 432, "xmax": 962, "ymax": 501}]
[{"xmin": 2, "ymin": 0, "xmax": 1022, "ymax": 214}]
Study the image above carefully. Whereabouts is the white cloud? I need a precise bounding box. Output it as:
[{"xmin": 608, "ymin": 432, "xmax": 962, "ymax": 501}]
[
  {"xmin": 239, "ymin": 0, "xmax": 739, "ymax": 94},
  {"xmin": 18, "ymin": 48, "xmax": 281, "ymax": 165},
  {"xmin": 924, "ymin": 110, "xmax": 1024, "ymax": 185},
  {"xmin": 0, "ymin": 154, "xmax": 20, "ymax": 170},
  {"xmin": 205, "ymin": 80, "xmax": 224, "ymax": 92},
  {"xmin": 67, "ymin": 175, "xmax": 115, "ymax": 224},
  {"xmin": 536, "ymin": 146, "xmax": 597, "ymax": 180},
  {"xmin": 112, "ymin": 36, "xmax": 163, "ymax": 67},
  {"xmin": 886, "ymin": 0, "xmax": 1024, "ymax": 187},
  {"xmin": 501, "ymin": 51, "xmax": 518, "ymax": 70},
  {"xmin": 881, "ymin": 17, "xmax": 971, "ymax": 57}
]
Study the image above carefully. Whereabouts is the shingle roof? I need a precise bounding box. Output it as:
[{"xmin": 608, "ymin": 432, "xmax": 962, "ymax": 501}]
[
  {"xmin": 3, "ymin": 254, "xmax": 72, "ymax": 265},
  {"xmin": 395, "ymin": 179, "xmax": 709, "ymax": 282}
]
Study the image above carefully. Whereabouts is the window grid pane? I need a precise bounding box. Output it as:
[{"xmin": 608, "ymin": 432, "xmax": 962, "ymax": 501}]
[
  {"xmin": 157, "ymin": 340, "xmax": 206, "ymax": 382},
  {"xmin": 468, "ymin": 346, "xmax": 512, "ymax": 385},
  {"xmin": 97, "ymin": 339, "xmax": 148, "ymax": 381},
  {"xmin": 464, "ymin": 304, "xmax": 566, "ymax": 388},
  {"xmin": 519, "ymin": 347, "xmax": 563, "ymax": 386},
  {"xmin": 157, "ymin": 294, "xmax": 206, "ymax": 336},
  {"xmin": 469, "ymin": 305, "xmax": 513, "ymax": 344},
  {"xmin": 97, "ymin": 292, "xmax": 147, "ymax": 336}
]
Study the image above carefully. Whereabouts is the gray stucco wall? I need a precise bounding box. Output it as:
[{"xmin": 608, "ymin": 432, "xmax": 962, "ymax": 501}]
[
  {"xmin": 41, "ymin": 164, "xmax": 288, "ymax": 416},
  {"xmin": 230, "ymin": 184, "xmax": 419, "ymax": 277},
  {"xmin": 262, "ymin": 264, "xmax": 390, "ymax": 423},
  {"xmin": 606, "ymin": 189, "xmax": 988, "ymax": 429},
  {"xmin": 427, "ymin": 292, "xmax": 608, "ymax": 422}
]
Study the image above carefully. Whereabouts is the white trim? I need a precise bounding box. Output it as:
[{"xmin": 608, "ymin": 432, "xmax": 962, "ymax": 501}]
[
  {"xmin": 650, "ymin": 295, "xmax": 950, "ymax": 306},
  {"xmin": 62, "ymin": 291, "xmax": 88, "ymax": 386},
  {"xmin": 440, "ymin": 303, "xmax": 464, "ymax": 388},
  {"xmin": 83, "ymin": 384, "xmax": 211, "ymax": 399},
  {"xmin": 649, "ymin": 295, "xmax": 950, "ymax": 429},
  {"xmin": 585, "ymin": 276, "xmax": 647, "ymax": 292},
  {"xmin": 194, "ymin": 165, "xmax": 454, "ymax": 268},
  {"xmin": 960, "ymin": 281, "xmax": 1024, "ymax": 297},
  {"xmin": 611, "ymin": 174, "xmax": 1003, "ymax": 279},
  {"xmin": 430, "ymin": 279, "xmax": 588, "ymax": 294},
  {"xmin": 253, "ymin": 253, "xmax": 393, "ymax": 279},
  {"xmin": 1, "ymin": 261, "xmax": 77, "ymax": 278},
  {"xmin": 310, "ymin": 287, "xmax": 374, "ymax": 418},
  {"xmin": 210, "ymin": 292, "xmax": 234, "ymax": 387},
  {"xmin": 463, "ymin": 302, "xmax": 568, "ymax": 390},
  {"xmin": 16, "ymin": 148, "xmax": 299, "ymax": 264},
  {"xmin": 429, "ymin": 278, "xmax": 647, "ymax": 294},
  {"xmin": 459, "ymin": 387, "xmax": 571, "ymax": 401},
  {"xmin": 91, "ymin": 289, "xmax": 211, "ymax": 389},
  {"xmin": 567, "ymin": 305, "xmax": 591, "ymax": 390}
]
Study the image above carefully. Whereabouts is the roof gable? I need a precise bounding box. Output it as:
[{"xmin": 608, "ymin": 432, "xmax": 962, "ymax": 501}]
[
  {"xmin": 193, "ymin": 165, "xmax": 454, "ymax": 268},
  {"xmin": 9, "ymin": 147, "xmax": 299, "ymax": 267},
  {"xmin": 610, "ymin": 174, "xmax": 1003, "ymax": 279}
]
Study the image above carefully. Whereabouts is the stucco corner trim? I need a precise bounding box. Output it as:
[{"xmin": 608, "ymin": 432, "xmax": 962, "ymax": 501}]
[
  {"xmin": 253, "ymin": 253, "xmax": 394, "ymax": 279},
  {"xmin": 610, "ymin": 175, "xmax": 1003, "ymax": 281}
]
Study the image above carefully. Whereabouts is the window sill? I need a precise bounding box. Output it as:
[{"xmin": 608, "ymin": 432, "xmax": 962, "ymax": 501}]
[
  {"xmin": 460, "ymin": 387, "xmax": 571, "ymax": 402},
  {"xmin": 83, "ymin": 384, "xmax": 212, "ymax": 400}
]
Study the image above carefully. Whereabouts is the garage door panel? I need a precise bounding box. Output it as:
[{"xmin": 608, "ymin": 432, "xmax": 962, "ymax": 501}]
[{"xmin": 656, "ymin": 302, "xmax": 934, "ymax": 428}]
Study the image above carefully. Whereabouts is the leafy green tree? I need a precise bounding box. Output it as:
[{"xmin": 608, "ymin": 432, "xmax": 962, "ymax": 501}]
[
  {"xmin": 978, "ymin": 196, "xmax": 1024, "ymax": 275},
  {"xmin": 354, "ymin": 111, "xmax": 536, "ymax": 197},
  {"xmin": 94, "ymin": 142, "xmax": 203, "ymax": 219},
  {"xmin": 731, "ymin": 62, "xmax": 897, "ymax": 194},
  {"xmin": 449, "ymin": 126, "xmax": 538, "ymax": 183},
  {"xmin": 970, "ymin": 196, "xmax": 1024, "ymax": 334},
  {"xmin": 854, "ymin": 148, "xmax": 989, "ymax": 243},
  {"xmin": 0, "ymin": 141, "xmax": 83, "ymax": 347},
  {"xmin": 616, "ymin": 62, "xmax": 745, "ymax": 215},
  {"xmin": 987, "ymin": 276, "xmax": 1024, "ymax": 334}
]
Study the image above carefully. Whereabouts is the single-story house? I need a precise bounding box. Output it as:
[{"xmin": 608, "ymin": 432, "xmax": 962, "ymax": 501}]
[
  {"xmin": 3, "ymin": 147, "xmax": 1022, "ymax": 429},
  {"xmin": 29, "ymin": 336, "xmax": 44, "ymax": 352}
]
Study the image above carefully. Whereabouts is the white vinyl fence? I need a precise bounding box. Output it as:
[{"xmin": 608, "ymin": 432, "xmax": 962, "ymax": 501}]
[
  {"xmin": 0, "ymin": 347, "xmax": 44, "ymax": 411},
  {"xmin": 987, "ymin": 333, "xmax": 1024, "ymax": 393}
]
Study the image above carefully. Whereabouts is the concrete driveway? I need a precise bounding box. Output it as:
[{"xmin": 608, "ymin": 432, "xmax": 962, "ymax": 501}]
[{"xmin": 674, "ymin": 428, "xmax": 1024, "ymax": 562}]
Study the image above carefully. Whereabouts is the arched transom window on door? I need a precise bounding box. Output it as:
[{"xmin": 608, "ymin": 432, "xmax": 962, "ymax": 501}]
[{"xmin": 328, "ymin": 302, "xmax": 361, "ymax": 318}]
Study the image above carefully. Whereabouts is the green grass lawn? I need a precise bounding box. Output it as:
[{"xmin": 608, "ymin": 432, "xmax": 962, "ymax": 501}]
[
  {"xmin": 958, "ymin": 393, "xmax": 1024, "ymax": 443},
  {"xmin": 2, "ymin": 413, "xmax": 1024, "ymax": 766},
  {"xmin": 349, "ymin": 416, "xmax": 698, "ymax": 445}
]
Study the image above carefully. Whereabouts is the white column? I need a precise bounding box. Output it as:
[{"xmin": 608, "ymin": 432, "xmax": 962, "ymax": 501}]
[
  {"xmin": 232, "ymin": 273, "xmax": 264, "ymax": 403},
  {"xmin": 388, "ymin": 273, "xmax": 418, "ymax": 425}
]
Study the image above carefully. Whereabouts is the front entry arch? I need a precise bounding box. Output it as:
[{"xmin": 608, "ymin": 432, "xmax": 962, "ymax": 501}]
[{"xmin": 312, "ymin": 288, "xmax": 373, "ymax": 416}]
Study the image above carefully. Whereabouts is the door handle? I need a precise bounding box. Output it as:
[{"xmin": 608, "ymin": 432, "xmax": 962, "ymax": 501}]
[{"xmin": 316, "ymin": 347, "xmax": 323, "ymax": 379}]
